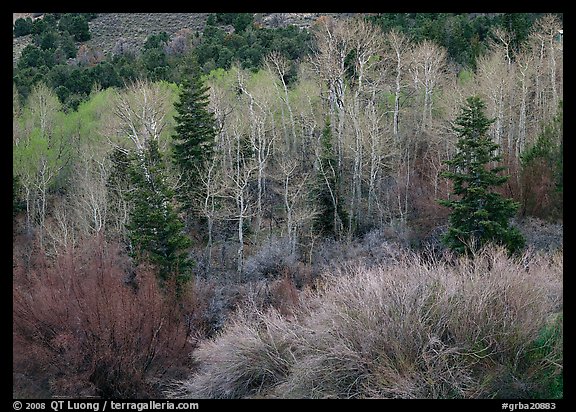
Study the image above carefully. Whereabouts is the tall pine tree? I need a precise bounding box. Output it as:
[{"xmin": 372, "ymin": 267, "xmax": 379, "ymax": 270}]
[
  {"xmin": 172, "ymin": 55, "xmax": 217, "ymax": 213},
  {"xmin": 127, "ymin": 139, "xmax": 192, "ymax": 288},
  {"xmin": 439, "ymin": 96, "xmax": 524, "ymax": 255}
]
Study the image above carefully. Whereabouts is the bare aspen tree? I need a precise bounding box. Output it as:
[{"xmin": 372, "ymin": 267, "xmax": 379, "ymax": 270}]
[
  {"xmin": 408, "ymin": 40, "xmax": 447, "ymax": 132},
  {"xmin": 265, "ymin": 51, "xmax": 297, "ymax": 153},
  {"xmin": 491, "ymin": 27, "xmax": 514, "ymax": 68},
  {"xmin": 476, "ymin": 50, "xmax": 509, "ymax": 156},
  {"xmin": 291, "ymin": 68, "xmax": 322, "ymax": 164},
  {"xmin": 217, "ymin": 112, "xmax": 258, "ymax": 277},
  {"xmin": 27, "ymin": 82, "xmax": 61, "ymax": 141},
  {"xmin": 236, "ymin": 68, "xmax": 277, "ymax": 234},
  {"xmin": 13, "ymin": 85, "xmax": 23, "ymax": 146},
  {"xmin": 385, "ymin": 29, "xmax": 411, "ymax": 140},
  {"xmin": 104, "ymin": 79, "xmax": 174, "ymax": 220},
  {"xmin": 44, "ymin": 196, "xmax": 77, "ymax": 254},
  {"xmin": 512, "ymin": 47, "xmax": 535, "ymax": 168},
  {"xmin": 344, "ymin": 18, "xmax": 385, "ymax": 233},
  {"xmin": 529, "ymin": 14, "xmax": 563, "ymax": 126},
  {"xmin": 309, "ymin": 16, "xmax": 351, "ymax": 173},
  {"xmin": 276, "ymin": 157, "xmax": 316, "ymax": 255},
  {"xmin": 489, "ymin": 28, "xmax": 520, "ymax": 164},
  {"xmin": 70, "ymin": 152, "xmax": 110, "ymax": 235},
  {"xmin": 106, "ymin": 79, "xmax": 172, "ymax": 154},
  {"xmin": 34, "ymin": 157, "xmax": 56, "ymax": 246},
  {"xmin": 13, "ymin": 84, "xmax": 68, "ymax": 246},
  {"xmin": 196, "ymin": 155, "xmax": 226, "ymax": 275},
  {"xmin": 365, "ymin": 89, "xmax": 396, "ymax": 221}
]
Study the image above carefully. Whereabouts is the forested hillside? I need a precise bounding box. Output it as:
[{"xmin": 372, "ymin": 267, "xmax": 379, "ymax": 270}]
[{"xmin": 13, "ymin": 13, "xmax": 562, "ymax": 400}]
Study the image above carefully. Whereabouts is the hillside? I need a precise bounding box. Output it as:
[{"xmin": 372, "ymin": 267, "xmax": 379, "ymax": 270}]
[
  {"xmin": 85, "ymin": 13, "xmax": 211, "ymax": 56},
  {"xmin": 13, "ymin": 12, "xmax": 563, "ymax": 400},
  {"xmin": 13, "ymin": 13, "xmax": 355, "ymax": 63}
]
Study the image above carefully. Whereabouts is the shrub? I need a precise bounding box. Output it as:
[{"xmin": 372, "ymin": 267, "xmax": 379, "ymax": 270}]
[
  {"xmin": 243, "ymin": 236, "xmax": 299, "ymax": 281},
  {"xmin": 14, "ymin": 17, "xmax": 34, "ymax": 37},
  {"xmin": 167, "ymin": 307, "xmax": 297, "ymax": 399},
  {"xmin": 13, "ymin": 235, "xmax": 202, "ymax": 398},
  {"xmin": 171, "ymin": 246, "xmax": 562, "ymax": 399}
]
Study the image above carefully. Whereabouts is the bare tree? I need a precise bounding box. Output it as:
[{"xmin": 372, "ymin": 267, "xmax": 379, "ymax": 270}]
[
  {"xmin": 276, "ymin": 157, "xmax": 316, "ymax": 255},
  {"xmin": 476, "ymin": 50, "xmax": 509, "ymax": 157},
  {"xmin": 265, "ymin": 51, "xmax": 297, "ymax": 153},
  {"xmin": 69, "ymin": 152, "xmax": 110, "ymax": 236},
  {"xmin": 515, "ymin": 47, "xmax": 535, "ymax": 159},
  {"xmin": 13, "ymin": 84, "xmax": 67, "ymax": 246},
  {"xmin": 196, "ymin": 155, "xmax": 226, "ymax": 276},
  {"xmin": 27, "ymin": 82, "xmax": 61, "ymax": 141},
  {"xmin": 529, "ymin": 14, "xmax": 563, "ymax": 127},
  {"xmin": 385, "ymin": 29, "xmax": 411, "ymax": 140},
  {"xmin": 105, "ymin": 79, "xmax": 172, "ymax": 154},
  {"xmin": 344, "ymin": 18, "xmax": 385, "ymax": 233},
  {"xmin": 235, "ymin": 68, "xmax": 277, "ymax": 233},
  {"xmin": 218, "ymin": 116, "xmax": 258, "ymax": 277},
  {"xmin": 309, "ymin": 16, "xmax": 351, "ymax": 173},
  {"xmin": 408, "ymin": 40, "xmax": 447, "ymax": 132}
]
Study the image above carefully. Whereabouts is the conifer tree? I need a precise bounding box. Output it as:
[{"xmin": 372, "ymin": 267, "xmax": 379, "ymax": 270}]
[
  {"xmin": 172, "ymin": 55, "xmax": 217, "ymax": 213},
  {"xmin": 520, "ymin": 101, "xmax": 563, "ymax": 220},
  {"xmin": 439, "ymin": 96, "xmax": 524, "ymax": 254},
  {"xmin": 127, "ymin": 140, "xmax": 192, "ymax": 287}
]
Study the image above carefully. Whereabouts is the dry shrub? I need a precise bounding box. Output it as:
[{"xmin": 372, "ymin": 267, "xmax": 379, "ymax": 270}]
[
  {"xmin": 172, "ymin": 246, "xmax": 562, "ymax": 399},
  {"xmin": 167, "ymin": 307, "xmax": 298, "ymax": 399},
  {"xmin": 13, "ymin": 235, "xmax": 203, "ymax": 398},
  {"xmin": 243, "ymin": 236, "xmax": 299, "ymax": 281}
]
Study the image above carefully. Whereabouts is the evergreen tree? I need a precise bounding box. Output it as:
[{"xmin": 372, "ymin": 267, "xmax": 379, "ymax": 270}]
[
  {"xmin": 172, "ymin": 55, "xmax": 217, "ymax": 213},
  {"xmin": 127, "ymin": 140, "xmax": 192, "ymax": 288},
  {"xmin": 520, "ymin": 101, "xmax": 563, "ymax": 220},
  {"xmin": 313, "ymin": 117, "xmax": 347, "ymax": 238},
  {"xmin": 13, "ymin": 17, "xmax": 33, "ymax": 37},
  {"xmin": 439, "ymin": 96, "xmax": 524, "ymax": 255}
]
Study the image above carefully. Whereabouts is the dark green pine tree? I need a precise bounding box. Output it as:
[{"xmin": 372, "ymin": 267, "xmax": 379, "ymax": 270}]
[
  {"xmin": 439, "ymin": 96, "xmax": 524, "ymax": 255},
  {"xmin": 313, "ymin": 117, "xmax": 348, "ymax": 238},
  {"xmin": 127, "ymin": 139, "xmax": 192, "ymax": 288},
  {"xmin": 172, "ymin": 55, "xmax": 217, "ymax": 213}
]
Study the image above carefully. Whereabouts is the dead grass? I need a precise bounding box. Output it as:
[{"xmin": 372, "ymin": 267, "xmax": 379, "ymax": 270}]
[{"xmin": 170, "ymin": 245, "xmax": 563, "ymax": 399}]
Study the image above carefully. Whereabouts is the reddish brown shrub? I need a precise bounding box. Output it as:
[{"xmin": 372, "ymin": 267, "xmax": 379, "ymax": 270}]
[{"xmin": 13, "ymin": 235, "xmax": 201, "ymax": 398}]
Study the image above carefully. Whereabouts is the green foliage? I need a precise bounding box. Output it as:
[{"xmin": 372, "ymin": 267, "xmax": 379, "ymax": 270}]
[
  {"xmin": 14, "ymin": 15, "xmax": 311, "ymax": 110},
  {"xmin": 171, "ymin": 56, "xmax": 217, "ymax": 213},
  {"xmin": 17, "ymin": 45, "xmax": 56, "ymax": 70},
  {"xmin": 13, "ymin": 13, "xmax": 95, "ymax": 109},
  {"xmin": 13, "ymin": 17, "xmax": 33, "ymax": 37},
  {"xmin": 520, "ymin": 102, "xmax": 563, "ymax": 220},
  {"xmin": 34, "ymin": 29, "xmax": 59, "ymax": 50},
  {"xmin": 58, "ymin": 32, "xmax": 77, "ymax": 58},
  {"xmin": 142, "ymin": 47, "xmax": 169, "ymax": 80},
  {"xmin": 144, "ymin": 32, "xmax": 170, "ymax": 50},
  {"xmin": 58, "ymin": 13, "xmax": 91, "ymax": 41},
  {"xmin": 496, "ymin": 13, "xmax": 537, "ymax": 55},
  {"xmin": 439, "ymin": 96, "xmax": 524, "ymax": 255},
  {"xmin": 524, "ymin": 313, "xmax": 563, "ymax": 399},
  {"xmin": 127, "ymin": 140, "xmax": 192, "ymax": 288},
  {"xmin": 213, "ymin": 13, "xmax": 254, "ymax": 32},
  {"xmin": 196, "ymin": 23, "xmax": 310, "ymax": 73},
  {"xmin": 89, "ymin": 61, "xmax": 123, "ymax": 89}
]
